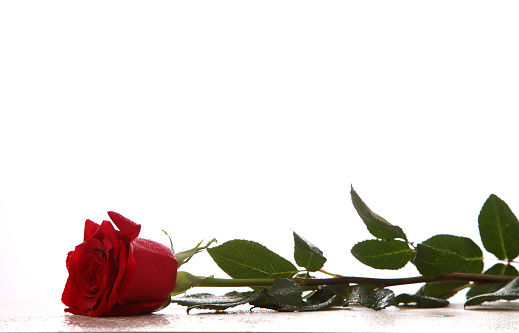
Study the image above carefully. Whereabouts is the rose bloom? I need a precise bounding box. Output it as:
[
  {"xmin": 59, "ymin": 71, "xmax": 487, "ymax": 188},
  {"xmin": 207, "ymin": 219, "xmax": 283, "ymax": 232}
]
[{"xmin": 62, "ymin": 211, "xmax": 178, "ymax": 316}]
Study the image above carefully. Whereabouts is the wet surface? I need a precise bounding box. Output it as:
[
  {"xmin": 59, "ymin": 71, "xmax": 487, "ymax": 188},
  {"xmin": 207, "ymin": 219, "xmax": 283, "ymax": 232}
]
[{"xmin": 2, "ymin": 300, "xmax": 519, "ymax": 332}]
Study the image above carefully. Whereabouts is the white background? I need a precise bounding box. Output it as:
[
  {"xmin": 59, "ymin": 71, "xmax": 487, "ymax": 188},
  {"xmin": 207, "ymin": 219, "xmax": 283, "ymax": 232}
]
[{"xmin": 1, "ymin": 1, "xmax": 519, "ymax": 304}]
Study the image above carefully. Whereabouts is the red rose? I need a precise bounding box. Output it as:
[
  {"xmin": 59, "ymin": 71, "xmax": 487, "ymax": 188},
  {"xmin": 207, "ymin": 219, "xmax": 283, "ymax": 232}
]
[{"xmin": 62, "ymin": 211, "xmax": 178, "ymax": 316}]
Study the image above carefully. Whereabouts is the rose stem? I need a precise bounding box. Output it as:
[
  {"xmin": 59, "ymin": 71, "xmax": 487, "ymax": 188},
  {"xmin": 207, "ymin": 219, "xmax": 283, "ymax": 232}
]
[
  {"xmin": 297, "ymin": 273, "xmax": 514, "ymax": 287},
  {"xmin": 198, "ymin": 273, "xmax": 515, "ymax": 289}
]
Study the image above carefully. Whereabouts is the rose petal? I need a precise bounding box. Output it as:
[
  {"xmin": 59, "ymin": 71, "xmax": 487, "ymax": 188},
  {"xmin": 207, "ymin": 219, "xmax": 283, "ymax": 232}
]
[
  {"xmin": 61, "ymin": 246, "xmax": 83, "ymax": 308},
  {"xmin": 107, "ymin": 211, "xmax": 141, "ymax": 241},
  {"xmin": 119, "ymin": 238, "xmax": 177, "ymax": 305},
  {"xmin": 90, "ymin": 221, "xmax": 118, "ymax": 251},
  {"xmin": 105, "ymin": 240, "xmax": 130, "ymax": 311},
  {"xmin": 118, "ymin": 241, "xmax": 137, "ymax": 303},
  {"xmin": 84, "ymin": 219, "xmax": 100, "ymax": 241}
]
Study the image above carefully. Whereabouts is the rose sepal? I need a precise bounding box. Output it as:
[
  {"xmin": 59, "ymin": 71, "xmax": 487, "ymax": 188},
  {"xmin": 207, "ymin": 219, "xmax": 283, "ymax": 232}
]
[
  {"xmin": 162, "ymin": 234, "xmax": 216, "ymax": 267},
  {"xmin": 172, "ymin": 272, "xmax": 214, "ymax": 295}
]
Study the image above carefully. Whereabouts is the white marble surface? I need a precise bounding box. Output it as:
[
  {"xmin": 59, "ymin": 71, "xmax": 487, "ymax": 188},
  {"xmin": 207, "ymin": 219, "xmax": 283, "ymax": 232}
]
[{"xmin": 2, "ymin": 299, "xmax": 519, "ymax": 332}]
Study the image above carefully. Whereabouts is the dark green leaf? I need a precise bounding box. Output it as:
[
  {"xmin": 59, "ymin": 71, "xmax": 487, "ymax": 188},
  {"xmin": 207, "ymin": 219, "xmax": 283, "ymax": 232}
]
[
  {"xmin": 421, "ymin": 234, "xmax": 484, "ymax": 274},
  {"xmin": 350, "ymin": 186, "xmax": 407, "ymax": 241},
  {"xmin": 394, "ymin": 293, "xmax": 449, "ymax": 308},
  {"xmin": 478, "ymin": 194, "xmax": 519, "ymax": 260},
  {"xmin": 250, "ymin": 279, "xmax": 340, "ymax": 312},
  {"xmin": 416, "ymin": 281, "xmax": 470, "ymax": 299},
  {"xmin": 466, "ymin": 264, "xmax": 519, "ymax": 299},
  {"xmin": 172, "ymin": 291, "xmax": 261, "ymax": 312},
  {"xmin": 465, "ymin": 277, "xmax": 519, "ymax": 307},
  {"xmin": 413, "ymin": 244, "xmax": 467, "ymax": 278},
  {"xmin": 346, "ymin": 286, "xmax": 395, "ymax": 310},
  {"xmin": 413, "ymin": 235, "xmax": 483, "ymax": 278},
  {"xmin": 173, "ymin": 281, "xmax": 306, "ymax": 313},
  {"xmin": 293, "ymin": 232, "xmax": 327, "ymax": 272},
  {"xmin": 265, "ymin": 279, "xmax": 303, "ymax": 308},
  {"xmin": 305, "ymin": 284, "xmax": 350, "ymax": 307},
  {"xmin": 351, "ymin": 239, "xmax": 414, "ymax": 270},
  {"xmin": 207, "ymin": 240, "xmax": 298, "ymax": 279}
]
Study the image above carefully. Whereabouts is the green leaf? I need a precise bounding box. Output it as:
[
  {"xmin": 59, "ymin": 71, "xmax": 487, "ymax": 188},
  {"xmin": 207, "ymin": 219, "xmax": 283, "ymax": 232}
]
[
  {"xmin": 412, "ymin": 234, "xmax": 483, "ymax": 279},
  {"xmin": 478, "ymin": 194, "xmax": 519, "ymax": 261},
  {"xmin": 413, "ymin": 243, "xmax": 468, "ymax": 278},
  {"xmin": 394, "ymin": 293, "xmax": 449, "ymax": 308},
  {"xmin": 421, "ymin": 234, "xmax": 484, "ymax": 274},
  {"xmin": 351, "ymin": 239, "xmax": 414, "ymax": 270},
  {"xmin": 465, "ymin": 277, "xmax": 519, "ymax": 307},
  {"xmin": 466, "ymin": 264, "xmax": 519, "ymax": 299},
  {"xmin": 293, "ymin": 232, "xmax": 327, "ymax": 272},
  {"xmin": 207, "ymin": 239, "xmax": 298, "ymax": 279},
  {"xmin": 350, "ymin": 186, "xmax": 407, "ymax": 241},
  {"xmin": 346, "ymin": 286, "xmax": 395, "ymax": 310},
  {"xmin": 172, "ymin": 291, "xmax": 261, "ymax": 312},
  {"xmin": 261, "ymin": 279, "xmax": 303, "ymax": 309}
]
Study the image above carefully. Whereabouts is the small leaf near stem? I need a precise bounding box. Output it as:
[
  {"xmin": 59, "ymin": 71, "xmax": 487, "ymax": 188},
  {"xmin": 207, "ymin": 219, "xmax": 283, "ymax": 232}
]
[
  {"xmin": 293, "ymin": 231, "xmax": 327, "ymax": 272},
  {"xmin": 350, "ymin": 186, "xmax": 408, "ymax": 241}
]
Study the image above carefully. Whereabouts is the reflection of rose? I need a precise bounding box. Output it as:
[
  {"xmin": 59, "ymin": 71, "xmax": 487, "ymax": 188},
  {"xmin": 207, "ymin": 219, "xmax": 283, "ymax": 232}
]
[{"xmin": 62, "ymin": 212, "xmax": 178, "ymax": 316}]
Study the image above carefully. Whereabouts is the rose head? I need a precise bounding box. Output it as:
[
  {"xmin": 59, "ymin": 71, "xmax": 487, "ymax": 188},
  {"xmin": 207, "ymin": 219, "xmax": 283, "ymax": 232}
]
[{"xmin": 62, "ymin": 212, "xmax": 178, "ymax": 316}]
